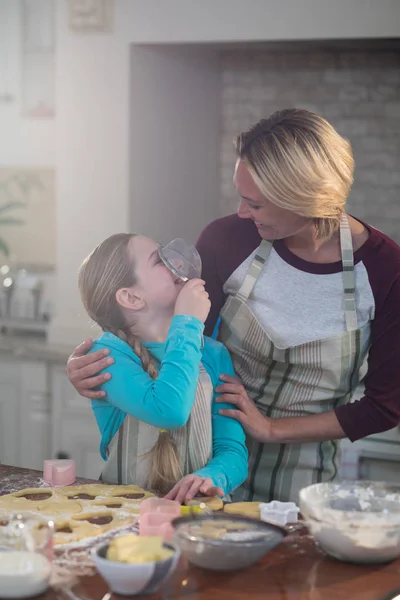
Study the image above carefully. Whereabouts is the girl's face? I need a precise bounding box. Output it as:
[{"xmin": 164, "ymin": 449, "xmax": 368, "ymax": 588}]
[{"xmin": 117, "ymin": 235, "xmax": 183, "ymax": 315}]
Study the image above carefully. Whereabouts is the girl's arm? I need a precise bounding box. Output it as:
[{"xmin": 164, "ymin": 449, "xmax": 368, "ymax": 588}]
[
  {"xmin": 93, "ymin": 315, "xmax": 204, "ymax": 430},
  {"xmin": 193, "ymin": 346, "xmax": 248, "ymax": 495}
]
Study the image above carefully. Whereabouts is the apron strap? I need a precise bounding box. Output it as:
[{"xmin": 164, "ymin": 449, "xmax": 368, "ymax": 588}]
[
  {"xmin": 236, "ymin": 240, "xmax": 273, "ymax": 302},
  {"xmin": 339, "ymin": 214, "xmax": 358, "ymax": 332}
]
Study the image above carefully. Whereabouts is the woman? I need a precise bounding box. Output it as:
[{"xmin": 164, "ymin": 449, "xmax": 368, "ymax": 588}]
[{"xmin": 67, "ymin": 109, "xmax": 400, "ymax": 503}]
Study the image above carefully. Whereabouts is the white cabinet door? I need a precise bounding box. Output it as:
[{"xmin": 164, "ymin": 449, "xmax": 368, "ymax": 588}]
[
  {"xmin": 51, "ymin": 366, "xmax": 104, "ymax": 480},
  {"xmin": 341, "ymin": 427, "xmax": 400, "ymax": 482},
  {"xmin": 0, "ymin": 359, "xmax": 51, "ymax": 470},
  {"xmin": 0, "ymin": 362, "xmax": 20, "ymax": 467},
  {"xmin": 19, "ymin": 362, "xmax": 51, "ymax": 470}
]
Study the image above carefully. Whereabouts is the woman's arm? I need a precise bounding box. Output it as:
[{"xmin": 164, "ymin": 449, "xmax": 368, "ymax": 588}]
[
  {"xmin": 334, "ymin": 275, "xmax": 400, "ymax": 441},
  {"xmin": 215, "ymin": 373, "xmax": 345, "ymax": 443},
  {"xmin": 94, "ymin": 315, "xmax": 204, "ymax": 430}
]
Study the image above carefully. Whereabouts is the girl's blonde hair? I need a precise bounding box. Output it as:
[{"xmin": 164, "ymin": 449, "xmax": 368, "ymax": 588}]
[
  {"xmin": 234, "ymin": 108, "xmax": 355, "ymax": 239},
  {"xmin": 79, "ymin": 233, "xmax": 181, "ymax": 494}
]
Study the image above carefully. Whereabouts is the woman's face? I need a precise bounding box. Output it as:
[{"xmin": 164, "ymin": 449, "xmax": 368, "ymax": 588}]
[{"xmin": 234, "ymin": 159, "xmax": 311, "ymax": 241}]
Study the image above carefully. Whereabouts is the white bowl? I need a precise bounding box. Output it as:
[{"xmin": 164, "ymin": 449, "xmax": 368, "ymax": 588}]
[
  {"xmin": 300, "ymin": 481, "xmax": 400, "ymax": 564},
  {"xmin": 92, "ymin": 540, "xmax": 180, "ymax": 596}
]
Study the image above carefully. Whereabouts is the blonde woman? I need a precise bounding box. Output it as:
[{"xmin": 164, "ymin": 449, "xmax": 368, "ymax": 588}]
[
  {"xmin": 77, "ymin": 233, "xmax": 247, "ymax": 502},
  {"xmin": 67, "ymin": 109, "xmax": 400, "ymax": 503}
]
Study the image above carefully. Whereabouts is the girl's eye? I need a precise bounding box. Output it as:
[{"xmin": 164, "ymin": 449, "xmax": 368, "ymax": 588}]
[{"xmin": 249, "ymin": 205, "xmax": 261, "ymax": 210}]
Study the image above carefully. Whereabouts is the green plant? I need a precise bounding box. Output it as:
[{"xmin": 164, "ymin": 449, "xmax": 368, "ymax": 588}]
[
  {"xmin": 0, "ymin": 171, "xmax": 44, "ymax": 258},
  {"xmin": 0, "ymin": 201, "xmax": 25, "ymax": 257}
]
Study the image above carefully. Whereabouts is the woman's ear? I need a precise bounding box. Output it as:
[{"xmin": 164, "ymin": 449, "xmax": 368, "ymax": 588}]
[{"xmin": 115, "ymin": 287, "xmax": 145, "ymax": 311}]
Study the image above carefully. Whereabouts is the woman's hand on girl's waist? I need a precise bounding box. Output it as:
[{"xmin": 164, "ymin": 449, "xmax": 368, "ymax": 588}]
[{"xmin": 215, "ymin": 374, "xmax": 272, "ymax": 443}]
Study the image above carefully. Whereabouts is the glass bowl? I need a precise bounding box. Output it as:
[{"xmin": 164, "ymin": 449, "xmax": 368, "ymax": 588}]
[
  {"xmin": 299, "ymin": 481, "xmax": 400, "ymax": 563},
  {"xmin": 0, "ymin": 512, "xmax": 53, "ymax": 598},
  {"xmin": 171, "ymin": 513, "xmax": 285, "ymax": 571}
]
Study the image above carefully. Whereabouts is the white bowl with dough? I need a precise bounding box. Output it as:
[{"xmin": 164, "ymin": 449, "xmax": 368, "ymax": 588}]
[
  {"xmin": 300, "ymin": 481, "xmax": 400, "ymax": 564},
  {"xmin": 92, "ymin": 539, "xmax": 180, "ymax": 596}
]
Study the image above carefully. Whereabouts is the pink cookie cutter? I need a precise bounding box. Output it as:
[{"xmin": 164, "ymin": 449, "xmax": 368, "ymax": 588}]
[
  {"xmin": 139, "ymin": 498, "xmax": 181, "ymax": 542},
  {"xmin": 43, "ymin": 459, "xmax": 76, "ymax": 486},
  {"xmin": 140, "ymin": 497, "xmax": 181, "ymax": 517},
  {"xmin": 139, "ymin": 512, "xmax": 175, "ymax": 542}
]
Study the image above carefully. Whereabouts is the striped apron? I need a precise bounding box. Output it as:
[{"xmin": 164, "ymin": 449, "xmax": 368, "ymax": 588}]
[
  {"xmin": 219, "ymin": 215, "xmax": 371, "ymax": 504},
  {"xmin": 101, "ymin": 366, "xmax": 213, "ymax": 488}
]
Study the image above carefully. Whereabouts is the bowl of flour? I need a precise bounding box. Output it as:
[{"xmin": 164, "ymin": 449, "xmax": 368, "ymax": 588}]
[{"xmin": 300, "ymin": 481, "xmax": 400, "ymax": 564}]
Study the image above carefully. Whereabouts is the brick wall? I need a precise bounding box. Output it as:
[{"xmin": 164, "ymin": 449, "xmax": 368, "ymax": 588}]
[{"xmin": 220, "ymin": 49, "xmax": 400, "ymax": 241}]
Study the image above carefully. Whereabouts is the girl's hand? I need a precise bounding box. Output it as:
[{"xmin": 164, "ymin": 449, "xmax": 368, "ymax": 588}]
[
  {"xmin": 174, "ymin": 279, "xmax": 211, "ymax": 323},
  {"xmin": 164, "ymin": 474, "xmax": 223, "ymax": 504},
  {"xmin": 215, "ymin": 374, "xmax": 273, "ymax": 443}
]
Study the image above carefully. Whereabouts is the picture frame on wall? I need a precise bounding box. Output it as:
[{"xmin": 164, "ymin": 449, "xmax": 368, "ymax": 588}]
[
  {"xmin": 21, "ymin": 0, "xmax": 55, "ymax": 118},
  {"xmin": 0, "ymin": 0, "xmax": 18, "ymax": 105},
  {"xmin": 68, "ymin": 0, "xmax": 114, "ymax": 32}
]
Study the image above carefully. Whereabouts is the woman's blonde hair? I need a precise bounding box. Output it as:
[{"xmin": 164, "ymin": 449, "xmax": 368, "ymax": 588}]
[
  {"xmin": 234, "ymin": 108, "xmax": 355, "ymax": 239},
  {"xmin": 79, "ymin": 233, "xmax": 181, "ymax": 494}
]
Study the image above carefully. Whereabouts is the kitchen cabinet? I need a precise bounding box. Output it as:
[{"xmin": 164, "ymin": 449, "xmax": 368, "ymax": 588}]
[
  {"xmin": 0, "ymin": 351, "xmax": 102, "ymax": 480},
  {"xmin": 341, "ymin": 428, "xmax": 400, "ymax": 482},
  {"xmin": 19, "ymin": 361, "xmax": 51, "ymax": 470},
  {"xmin": 0, "ymin": 360, "xmax": 50, "ymax": 470},
  {"xmin": 0, "ymin": 362, "xmax": 20, "ymax": 468},
  {"xmin": 51, "ymin": 365, "xmax": 103, "ymax": 480}
]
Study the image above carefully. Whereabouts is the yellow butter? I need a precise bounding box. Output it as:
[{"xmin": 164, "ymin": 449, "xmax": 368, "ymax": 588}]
[
  {"xmin": 107, "ymin": 534, "xmax": 173, "ymax": 564},
  {"xmin": 180, "ymin": 505, "xmax": 204, "ymax": 515}
]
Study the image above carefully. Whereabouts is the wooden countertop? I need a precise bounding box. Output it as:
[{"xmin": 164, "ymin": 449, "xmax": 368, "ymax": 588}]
[{"xmin": 1, "ymin": 464, "xmax": 400, "ymax": 600}]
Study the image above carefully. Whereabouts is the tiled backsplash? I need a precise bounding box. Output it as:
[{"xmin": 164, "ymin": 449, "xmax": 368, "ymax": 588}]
[{"xmin": 220, "ymin": 49, "xmax": 400, "ymax": 241}]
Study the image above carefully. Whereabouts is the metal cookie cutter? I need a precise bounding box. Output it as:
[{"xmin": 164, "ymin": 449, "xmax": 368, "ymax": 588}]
[{"xmin": 259, "ymin": 501, "xmax": 300, "ymax": 527}]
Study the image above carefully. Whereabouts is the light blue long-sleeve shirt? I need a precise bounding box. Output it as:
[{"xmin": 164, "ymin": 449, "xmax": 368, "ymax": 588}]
[{"xmin": 90, "ymin": 315, "xmax": 248, "ymax": 495}]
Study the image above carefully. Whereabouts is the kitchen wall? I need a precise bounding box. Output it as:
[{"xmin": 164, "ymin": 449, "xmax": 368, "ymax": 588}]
[
  {"xmin": 220, "ymin": 47, "xmax": 400, "ymax": 239},
  {"xmin": 50, "ymin": 0, "xmax": 400, "ymax": 345},
  {"xmin": 1, "ymin": 0, "xmax": 399, "ymax": 344},
  {"xmin": 0, "ymin": 1, "xmax": 56, "ymax": 269},
  {"xmin": 0, "ymin": 2, "xmax": 55, "ymax": 167},
  {"xmin": 129, "ymin": 45, "xmax": 220, "ymax": 246},
  {"xmin": 112, "ymin": 0, "xmax": 400, "ymax": 44}
]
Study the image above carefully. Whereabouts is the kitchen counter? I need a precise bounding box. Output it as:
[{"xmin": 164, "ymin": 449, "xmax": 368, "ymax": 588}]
[
  {"xmin": 1, "ymin": 465, "xmax": 400, "ymax": 600},
  {"xmin": 0, "ymin": 333, "xmax": 73, "ymax": 363}
]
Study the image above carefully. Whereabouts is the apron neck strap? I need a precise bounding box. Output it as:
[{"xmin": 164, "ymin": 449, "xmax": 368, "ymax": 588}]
[
  {"xmin": 236, "ymin": 239, "xmax": 272, "ymax": 302},
  {"xmin": 235, "ymin": 214, "xmax": 357, "ymax": 332},
  {"xmin": 339, "ymin": 213, "xmax": 358, "ymax": 331}
]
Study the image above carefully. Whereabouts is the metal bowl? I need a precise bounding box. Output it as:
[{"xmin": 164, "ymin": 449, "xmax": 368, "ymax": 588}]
[
  {"xmin": 171, "ymin": 513, "xmax": 285, "ymax": 571},
  {"xmin": 300, "ymin": 481, "xmax": 400, "ymax": 564}
]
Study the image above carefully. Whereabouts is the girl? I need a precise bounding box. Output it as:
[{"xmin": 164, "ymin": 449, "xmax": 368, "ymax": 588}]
[{"xmin": 78, "ymin": 233, "xmax": 248, "ymax": 503}]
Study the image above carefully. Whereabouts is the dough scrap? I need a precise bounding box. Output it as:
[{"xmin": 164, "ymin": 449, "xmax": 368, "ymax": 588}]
[{"xmin": 223, "ymin": 502, "xmax": 261, "ymax": 519}]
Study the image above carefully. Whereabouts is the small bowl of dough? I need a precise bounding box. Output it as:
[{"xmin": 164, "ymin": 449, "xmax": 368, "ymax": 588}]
[
  {"xmin": 171, "ymin": 513, "xmax": 285, "ymax": 571},
  {"xmin": 92, "ymin": 534, "xmax": 180, "ymax": 596},
  {"xmin": 300, "ymin": 481, "xmax": 400, "ymax": 564}
]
